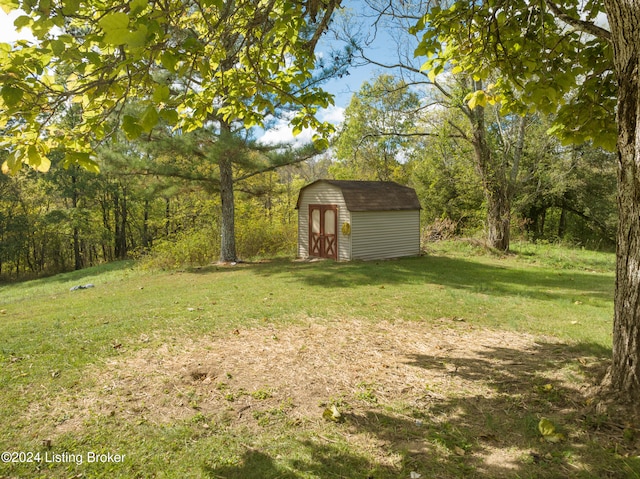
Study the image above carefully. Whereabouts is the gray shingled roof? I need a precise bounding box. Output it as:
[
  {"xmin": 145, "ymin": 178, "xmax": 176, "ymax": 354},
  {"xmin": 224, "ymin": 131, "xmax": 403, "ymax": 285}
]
[{"xmin": 297, "ymin": 180, "xmax": 421, "ymax": 211}]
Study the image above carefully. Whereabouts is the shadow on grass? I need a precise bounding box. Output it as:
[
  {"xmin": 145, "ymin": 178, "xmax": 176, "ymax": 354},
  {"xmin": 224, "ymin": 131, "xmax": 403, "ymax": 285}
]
[
  {"xmin": 253, "ymin": 254, "xmax": 614, "ymax": 303},
  {"xmin": 203, "ymin": 444, "xmax": 395, "ymax": 479},
  {"xmin": 203, "ymin": 340, "xmax": 640, "ymax": 479}
]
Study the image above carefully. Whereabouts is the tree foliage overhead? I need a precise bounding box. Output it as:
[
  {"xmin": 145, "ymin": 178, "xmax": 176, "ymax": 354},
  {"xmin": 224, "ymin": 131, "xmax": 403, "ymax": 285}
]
[
  {"xmin": 413, "ymin": 0, "xmax": 616, "ymax": 150},
  {"xmin": 0, "ymin": 0, "xmax": 341, "ymax": 174}
]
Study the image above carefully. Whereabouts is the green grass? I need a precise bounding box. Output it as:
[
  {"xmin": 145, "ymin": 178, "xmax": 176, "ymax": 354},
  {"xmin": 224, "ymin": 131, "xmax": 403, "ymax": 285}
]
[{"xmin": 0, "ymin": 240, "xmax": 635, "ymax": 479}]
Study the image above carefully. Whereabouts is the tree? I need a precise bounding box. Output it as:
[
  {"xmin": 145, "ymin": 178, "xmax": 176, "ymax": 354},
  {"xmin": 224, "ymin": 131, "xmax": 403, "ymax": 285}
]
[
  {"xmin": 0, "ymin": 0, "xmax": 342, "ymax": 261},
  {"xmin": 412, "ymin": 0, "xmax": 640, "ymax": 400},
  {"xmin": 333, "ymin": 74, "xmax": 420, "ymax": 182},
  {"xmin": 335, "ymin": 1, "xmax": 529, "ymax": 250}
]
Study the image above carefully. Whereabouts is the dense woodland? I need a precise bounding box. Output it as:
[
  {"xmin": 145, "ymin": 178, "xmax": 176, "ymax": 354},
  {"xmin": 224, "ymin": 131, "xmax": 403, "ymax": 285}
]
[
  {"xmin": 0, "ymin": 1, "xmax": 618, "ymax": 280},
  {"xmin": 0, "ymin": 81, "xmax": 617, "ymax": 279}
]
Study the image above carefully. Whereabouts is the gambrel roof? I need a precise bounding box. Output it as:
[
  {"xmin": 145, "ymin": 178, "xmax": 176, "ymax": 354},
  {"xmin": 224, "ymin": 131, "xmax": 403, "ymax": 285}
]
[{"xmin": 296, "ymin": 180, "xmax": 421, "ymax": 211}]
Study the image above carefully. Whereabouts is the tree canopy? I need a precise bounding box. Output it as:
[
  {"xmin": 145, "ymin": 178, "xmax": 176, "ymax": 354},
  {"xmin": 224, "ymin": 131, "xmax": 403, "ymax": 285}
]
[
  {"xmin": 0, "ymin": 0, "xmax": 340, "ymax": 174},
  {"xmin": 413, "ymin": 0, "xmax": 616, "ymax": 150}
]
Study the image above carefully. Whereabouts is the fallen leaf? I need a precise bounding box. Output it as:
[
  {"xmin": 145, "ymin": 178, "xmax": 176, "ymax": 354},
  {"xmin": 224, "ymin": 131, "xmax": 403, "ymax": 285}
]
[
  {"xmin": 453, "ymin": 446, "xmax": 465, "ymax": 456},
  {"xmin": 323, "ymin": 405, "xmax": 343, "ymax": 423},
  {"xmin": 538, "ymin": 417, "xmax": 565, "ymax": 443}
]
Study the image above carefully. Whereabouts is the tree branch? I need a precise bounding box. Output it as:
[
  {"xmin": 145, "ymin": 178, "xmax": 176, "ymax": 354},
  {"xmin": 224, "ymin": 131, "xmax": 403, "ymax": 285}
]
[{"xmin": 545, "ymin": 1, "xmax": 611, "ymax": 42}]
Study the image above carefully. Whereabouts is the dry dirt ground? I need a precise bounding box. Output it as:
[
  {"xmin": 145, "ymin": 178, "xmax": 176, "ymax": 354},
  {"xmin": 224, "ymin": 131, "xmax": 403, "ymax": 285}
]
[{"xmin": 30, "ymin": 317, "xmax": 639, "ymax": 477}]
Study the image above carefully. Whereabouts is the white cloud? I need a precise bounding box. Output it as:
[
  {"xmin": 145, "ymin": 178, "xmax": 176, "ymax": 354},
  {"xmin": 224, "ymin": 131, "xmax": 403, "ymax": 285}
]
[
  {"xmin": 258, "ymin": 105, "xmax": 345, "ymax": 147},
  {"xmin": 0, "ymin": 10, "xmax": 36, "ymax": 43},
  {"xmin": 320, "ymin": 104, "xmax": 345, "ymax": 124}
]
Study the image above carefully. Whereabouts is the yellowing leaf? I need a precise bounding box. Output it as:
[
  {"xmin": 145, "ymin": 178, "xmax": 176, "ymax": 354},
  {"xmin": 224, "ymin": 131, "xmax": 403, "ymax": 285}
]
[
  {"xmin": 538, "ymin": 417, "xmax": 556, "ymax": 436},
  {"xmin": 0, "ymin": 0, "xmax": 19, "ymax": 15},
  {"xmin": 467, "ymin": 90, "xmax": 488, "ymax": 110},
  {"xmin": 538, "ymin": 418, "xmax": 565, "ymax": 443},
  {"xmin": 34, "ymin": 155, "xmax": 51, "ymax": 172},
  {"xmin": 2, "ymin": 151, "xmax": 21, "ymax": 175},
  {"xmin": 322, "ymin": 405, "xmax": 343, "ymax": 422}
]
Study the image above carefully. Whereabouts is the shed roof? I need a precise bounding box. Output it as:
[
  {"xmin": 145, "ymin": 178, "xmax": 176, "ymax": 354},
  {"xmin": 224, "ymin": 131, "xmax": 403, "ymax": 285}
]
[{"xmin": 297, "ymin": 180, "xmax": 421, "ymax": 212}]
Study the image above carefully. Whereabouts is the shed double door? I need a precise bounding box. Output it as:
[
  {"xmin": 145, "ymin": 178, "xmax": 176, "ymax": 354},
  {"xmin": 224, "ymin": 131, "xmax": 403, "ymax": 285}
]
[{"xmin": 309, "ymin": 205, "xmax": 337, "ymax": 260}]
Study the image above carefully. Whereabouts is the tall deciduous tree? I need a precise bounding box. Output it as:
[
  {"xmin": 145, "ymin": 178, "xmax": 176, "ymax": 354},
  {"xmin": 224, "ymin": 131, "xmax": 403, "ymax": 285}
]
[
  {"xmin": 333, "ymin": 74, "xmax": 419, "ymax": 182},
  {"xmin": 413, "ymin": 0, "xmax": 639, "ymax": 400},
  {"xmin": 336, "ymin": 1, "xmax": 528, "ymax": 250}
]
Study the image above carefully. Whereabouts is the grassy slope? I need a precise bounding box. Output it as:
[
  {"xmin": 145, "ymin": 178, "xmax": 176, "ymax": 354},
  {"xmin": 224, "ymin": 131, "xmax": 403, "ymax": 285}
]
[{"xmin": 0, "ymin": 241, "xmax": 630, "ymax": 478}]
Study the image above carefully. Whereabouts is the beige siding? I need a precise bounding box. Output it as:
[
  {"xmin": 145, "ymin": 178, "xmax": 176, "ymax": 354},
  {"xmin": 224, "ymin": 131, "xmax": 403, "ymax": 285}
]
[
  {"xmin": 351, "ymin": 210, "xmax": 420, "ymax": 260},
  {"xmin": 297, "ymin": 183, "xmax": 351, "ymax": 261}
]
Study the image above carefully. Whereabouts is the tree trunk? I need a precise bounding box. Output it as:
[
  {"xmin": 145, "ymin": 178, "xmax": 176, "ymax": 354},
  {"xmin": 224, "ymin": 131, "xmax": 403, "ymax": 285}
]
[
  {"xmin": 558, "ymin": 199, "xmax": 567, "ymax": 239},
  {"xmin": 142, "ymin": 199, "xmax": 151, "ymax": 249},
  {"xmin": 469, "ymin": 82, "xmax": 511, "ymax": 251},
  {"xmin": 71, "ymin": 171, "xmax": 82, "ymax": 270},
  {"xmin": 219, "ymin": 121, "xmax": 237, "ymax": 262},
  {"xmin": 485, "ymin": 183, "xmax": 511, "ymax": 251},
  {"xmin": 114, "ymin": 184, "xmax": 128, "ymax": 260},
  {"xmin": 604, "ymin": 0, "xmax": 640, "ymax": 400}
]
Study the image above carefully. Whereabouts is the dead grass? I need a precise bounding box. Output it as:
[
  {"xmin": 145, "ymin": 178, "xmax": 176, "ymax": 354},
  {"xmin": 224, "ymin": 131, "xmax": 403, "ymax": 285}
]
[{"xmin": 25, "ymin": 316, "xmax": 637, "ymax": 478}]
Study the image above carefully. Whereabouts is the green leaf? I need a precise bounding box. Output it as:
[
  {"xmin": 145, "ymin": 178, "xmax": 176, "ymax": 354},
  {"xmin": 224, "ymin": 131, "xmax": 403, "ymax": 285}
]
[
  {"xmin": 129, "ymin": 0, "xmax": 148, "ymax": 15},
  {"xmin": 1, "ymin": 85, "xmax": 23, "ymax": 108},
  {"xmin": 98, "ymin": 12, "xmax": 129, "ymax": 33},
  {"xmin": 153, "ymin": 84, "xmax": 170, "ymax": 103},
  {"xmin": 64, "ymin": 152, "xmax": 99, "ymax": 173},
  {"xmin": 13, "ymin": 15, "xmax": 32, "ymax": 30},
  {"xmin": 61, "ymin": 0, "xmax": 80, "ymax": 15},
  {"xmin": 160, "ymin": 51, "xmax": 178, "ymax": 72},
  {"xmin": 122, "ymin": 115, "xmax": 143, "ymax": 140},
  {"xmin": 140, "ymin": 105, "xmax": 159, "ymax": 132},
  {"xmin": 160, "ymin": 108, "xmax": 179, "ymax": 125},
  {"xmin": 124, "ymin": 25, "xmax": 147, "ymax": 48},
  {"xmin": 98, "ymin": 12, "xmax": 130, "ymax": 45},
  {"xmin": 50, "ymin": 38, "xmax": 65, "ymax": 56}
]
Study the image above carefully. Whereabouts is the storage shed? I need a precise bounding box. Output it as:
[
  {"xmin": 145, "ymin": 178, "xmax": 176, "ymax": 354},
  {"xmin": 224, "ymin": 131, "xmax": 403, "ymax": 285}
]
[{"xmin": 296, "ymin": 180, "xmax": 421, "ymax": 261}]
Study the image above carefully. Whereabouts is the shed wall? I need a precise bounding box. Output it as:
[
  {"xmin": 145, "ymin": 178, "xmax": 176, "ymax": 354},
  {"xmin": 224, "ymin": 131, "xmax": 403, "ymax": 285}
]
[
  {"xmin": 350, "ymin": 210, "xmax": 420, "ymax": 260},
  {"xmin": 297, "ymin": 183, "xmax": 351, "ymax": 261}
]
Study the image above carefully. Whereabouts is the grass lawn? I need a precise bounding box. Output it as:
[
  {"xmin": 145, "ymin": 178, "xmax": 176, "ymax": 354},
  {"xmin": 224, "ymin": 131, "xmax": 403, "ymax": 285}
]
[{"xmin": 0, "ymin": 240, "xmax": 637, "ymax": 478}]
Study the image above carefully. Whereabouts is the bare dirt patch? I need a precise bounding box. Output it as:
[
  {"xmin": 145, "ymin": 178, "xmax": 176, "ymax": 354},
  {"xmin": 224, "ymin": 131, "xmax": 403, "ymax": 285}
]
[
  {"xmin": 31, "ymin": 317, "xmax": 637, "ymax": 477},
  {"xmin": 89, "ymin": 318, "xmax": 546, "ymax": 424}
]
